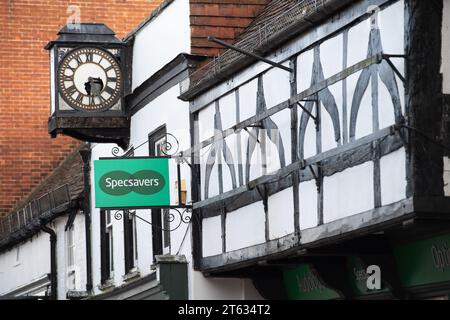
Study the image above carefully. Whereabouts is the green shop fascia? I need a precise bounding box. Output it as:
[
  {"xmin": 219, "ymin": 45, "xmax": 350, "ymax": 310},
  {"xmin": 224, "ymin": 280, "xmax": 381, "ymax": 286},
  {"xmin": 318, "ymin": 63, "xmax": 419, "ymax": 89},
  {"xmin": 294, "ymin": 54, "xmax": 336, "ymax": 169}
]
[{"xmin": 283, "ymin": 233, "xmax": 450, "ymax": 300}]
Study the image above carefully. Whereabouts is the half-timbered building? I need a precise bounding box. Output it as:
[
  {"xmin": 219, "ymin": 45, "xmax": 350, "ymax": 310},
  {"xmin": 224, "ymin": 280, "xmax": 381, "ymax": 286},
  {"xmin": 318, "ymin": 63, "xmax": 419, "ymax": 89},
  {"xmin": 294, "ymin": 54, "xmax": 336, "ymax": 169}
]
[
  {"xmin": 179, "ymin": 0, "xmax": 450, "ymax": 299},
  {"xmin": 1, "ymin": 0, "xmax": 450, "ymax": 300}
]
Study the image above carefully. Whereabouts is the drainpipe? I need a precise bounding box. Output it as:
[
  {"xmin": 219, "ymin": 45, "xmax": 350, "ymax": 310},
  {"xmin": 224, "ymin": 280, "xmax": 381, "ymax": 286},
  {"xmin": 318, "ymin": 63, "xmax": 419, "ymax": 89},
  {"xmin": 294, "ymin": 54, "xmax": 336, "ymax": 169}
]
[
  {"xmin": 42, "ymin": 226, "xmax": 57, "ymax": 300},
  {"xmin": 79, "ymin": 145, "xmax": 93, "ymax": 293}
]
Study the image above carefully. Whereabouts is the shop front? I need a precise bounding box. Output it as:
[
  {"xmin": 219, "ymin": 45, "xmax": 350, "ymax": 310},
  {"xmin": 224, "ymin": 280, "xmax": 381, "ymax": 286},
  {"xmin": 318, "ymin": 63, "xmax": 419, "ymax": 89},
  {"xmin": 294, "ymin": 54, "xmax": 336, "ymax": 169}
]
[{"xmin": 282, "ymin": 233, "xmax": 450, "ymax": 300}]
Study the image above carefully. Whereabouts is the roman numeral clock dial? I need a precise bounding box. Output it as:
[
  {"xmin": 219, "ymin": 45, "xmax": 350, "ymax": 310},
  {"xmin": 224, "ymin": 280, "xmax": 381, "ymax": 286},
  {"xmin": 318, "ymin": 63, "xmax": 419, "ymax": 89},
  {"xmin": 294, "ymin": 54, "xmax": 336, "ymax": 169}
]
[{"xmin": 57, "ymin": 47, "xmax": 122, "ymax": 112}]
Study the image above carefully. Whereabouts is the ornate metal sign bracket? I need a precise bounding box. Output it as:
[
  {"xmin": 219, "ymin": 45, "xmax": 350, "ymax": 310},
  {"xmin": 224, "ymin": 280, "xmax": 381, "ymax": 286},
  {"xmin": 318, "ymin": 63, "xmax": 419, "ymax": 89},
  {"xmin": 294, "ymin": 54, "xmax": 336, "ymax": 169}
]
[
  {"xmin": 106, "ymin": 132, "xmax": 193, "ymax": 232},
  {"xmin": 113, "ymin": 207, "xmax": 191, "ymax": 232}
]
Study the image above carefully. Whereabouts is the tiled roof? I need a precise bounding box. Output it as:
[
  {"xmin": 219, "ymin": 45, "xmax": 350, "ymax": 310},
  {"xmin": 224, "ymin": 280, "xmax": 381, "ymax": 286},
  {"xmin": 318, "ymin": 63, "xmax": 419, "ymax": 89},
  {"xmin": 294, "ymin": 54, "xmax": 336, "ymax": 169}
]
[
  {"xmin": 0, "ymin": 146, "xmax": 85, "ymax": 251},
  {"xmin": 180, "ymin": 0, "xmax": 354, "ymax": 100}
]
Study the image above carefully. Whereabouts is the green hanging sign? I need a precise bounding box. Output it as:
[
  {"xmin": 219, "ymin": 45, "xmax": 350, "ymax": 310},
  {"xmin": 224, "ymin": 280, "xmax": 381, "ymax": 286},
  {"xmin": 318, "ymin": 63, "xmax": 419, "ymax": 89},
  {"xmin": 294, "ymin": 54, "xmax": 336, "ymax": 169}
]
[
  {"xmin": 394, "ymin": 233, "xmax": 450, "ymax": 288},
  {"xmin": 94, "ymin": 158, "xmax": 170, "ymax": 209}
]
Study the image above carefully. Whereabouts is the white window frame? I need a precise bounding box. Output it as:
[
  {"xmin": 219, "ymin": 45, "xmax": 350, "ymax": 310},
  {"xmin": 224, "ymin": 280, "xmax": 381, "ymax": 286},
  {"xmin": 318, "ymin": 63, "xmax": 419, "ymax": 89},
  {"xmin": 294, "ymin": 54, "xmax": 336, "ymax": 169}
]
[
  {"xmin": 131, "ymin": 212, "xmax": 138, "ymax": 267},
  {"xmin": 106, "ymin": 210, "xmax": 114, "ymax": 277},
  {"xmin": 65, "ymin": 225, "xmax": 76, "ymax": 290}
]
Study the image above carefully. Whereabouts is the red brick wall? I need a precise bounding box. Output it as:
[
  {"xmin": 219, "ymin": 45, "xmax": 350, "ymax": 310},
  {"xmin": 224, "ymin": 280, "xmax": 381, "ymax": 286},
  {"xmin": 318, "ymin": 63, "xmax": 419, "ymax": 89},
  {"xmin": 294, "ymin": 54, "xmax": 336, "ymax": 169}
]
[
  {"xmin": 0, "ymin": 0, "xmax": 163, "ymax": 217},
  {"xmin": 190, "ymin": 0, "xmax": 270, "ymax": 59}
]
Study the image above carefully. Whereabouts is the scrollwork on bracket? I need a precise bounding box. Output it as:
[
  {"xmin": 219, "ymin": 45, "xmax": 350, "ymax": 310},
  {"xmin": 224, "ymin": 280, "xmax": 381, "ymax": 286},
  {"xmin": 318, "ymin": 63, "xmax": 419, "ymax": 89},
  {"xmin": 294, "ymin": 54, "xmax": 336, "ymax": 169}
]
[
  {"xmin": 110, "ymin": 132, "xmax": 181, "ymax": 158},
  {"xmin": 113, "ymin": 208, "xmax": 192, "ymax": 232}
]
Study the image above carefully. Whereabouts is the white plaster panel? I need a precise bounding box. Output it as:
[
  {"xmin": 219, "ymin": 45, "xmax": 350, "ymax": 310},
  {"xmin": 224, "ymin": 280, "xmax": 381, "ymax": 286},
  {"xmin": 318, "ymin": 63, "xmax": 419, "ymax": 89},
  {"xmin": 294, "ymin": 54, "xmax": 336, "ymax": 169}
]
[
  {"xmin": 443, "ymin": 0, "xmax": 450, "ymax": 93},
  {"xmin": 444, "ymin": 157, "xmax": 450, "ymax": 196},
  {"xmin": 219, "ymin": 92, "xmax": 237, "ymax": 129},
  {"xmin": 347, "ymin": 72, "xmax": 373, "ymax": 139},
  {"xmin": 268, "ymin": 188, "xmax": 295, "ymax": 240},
  {"xmin": 0, "ymin": 233, "xmax": 50, "ymax": 295},
  {"xmin": 380, "ymin": 148, "xmax": 406, "ymax": 206},
  {"xmin": 226, "ymin": 201, "xmax": 266, "ymax": 252},
  {"xmin": 323, "ymin": 161, "xmax": 374, "ymax": 223},
  {"xmin": 379, "ymin": 1, "xmax": 405, "ymax": 68},
  {"xmin": 202, "ymin": 216, "xmax": 223, "ymax": 257},
  {"xmin": 263, "ymin": 62, "xmax": 291, "ymax": 108},
  {"xmin": 198, "ymin": 104, "xmax": 215, "ymax": 143},
  {"xmin": 299, "ymin": 180, "xmax": 318, "ymax": 230},
  {"xmin": 132, "ymin": 0, "xmax": 190, "ymax": 90},
  {"xmin": 320, "ymin": 34, "xmax": 343, "ymax": 79},
  {"xmin": 347, "ymin": 15, "xmax": 370, "ymax": 68},
  {"xmin": 297, "ymin": 48, "xmax": 314, "ymax": 93},
  {"xmin": 239, "ymin": 79, "xmax": 258, "ymax": 121}
]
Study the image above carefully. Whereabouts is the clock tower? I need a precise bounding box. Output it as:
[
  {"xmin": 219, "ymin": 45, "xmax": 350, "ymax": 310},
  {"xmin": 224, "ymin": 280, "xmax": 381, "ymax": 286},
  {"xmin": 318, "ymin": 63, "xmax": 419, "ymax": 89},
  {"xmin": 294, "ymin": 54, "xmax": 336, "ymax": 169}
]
[{"xmin": 46, "ymin": 23, "xmax": 131, "ymax": 148}]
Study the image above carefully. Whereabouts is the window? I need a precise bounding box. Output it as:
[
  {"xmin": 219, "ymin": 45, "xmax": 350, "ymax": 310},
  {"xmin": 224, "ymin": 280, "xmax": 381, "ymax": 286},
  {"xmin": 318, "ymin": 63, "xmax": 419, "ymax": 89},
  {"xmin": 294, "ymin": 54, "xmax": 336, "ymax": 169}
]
[
  {"xmin": 100, "ymin": 210, "xmax": 114, "ymax": 284},
  {"xmin": 65, "ymin": 225, "xmax": 76, "ymax": 291},
  {"xmin": 123, "ymin": 210, "xmax": 138, "ymax": 274},
  {"xmin": 149, "ymin": 126, "xmax": 171, "ymax": 260},
  {"xmin": 66, "ymin": 225, "xmax": 75, "ymax": 268}
]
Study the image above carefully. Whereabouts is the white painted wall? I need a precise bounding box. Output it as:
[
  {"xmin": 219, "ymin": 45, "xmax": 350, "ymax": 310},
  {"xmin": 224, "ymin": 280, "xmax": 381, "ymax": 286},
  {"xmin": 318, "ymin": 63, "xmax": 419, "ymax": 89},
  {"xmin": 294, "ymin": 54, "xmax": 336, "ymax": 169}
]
[
  {"xmin": 380, "ymin": 148, "xmax": 407, "ymax": 206},
  {"xmin": 226, "ymin": 202, "xmax": 266, "ymax": 252},
  {"xmin": 268, "ymin": 188, "xmax": 294, "ymax": 240},
  {"xmin": 132, "ymin": 0, "xmax": 191, "ymax": 90},
  {"xmin": 202, "ymin": 216, "xmax": 222, "ymax": 257},
  {"xmin": 0, "ymin": 206, "xmax": 86, "ymax": 299},
  {"xmin": 299, "ymin": 180, "xmax": 318, "ymax": 230},
  {"xmin": 0, "ymin": 233, "xmax": 50, "ymax": 296},
  {"xmin": 443, "ymin": 0, "xmax": 450, "ymax": 94},
  {"xmin": 323, "ymin": 161, "xmax": 374, "ymax": 223}
]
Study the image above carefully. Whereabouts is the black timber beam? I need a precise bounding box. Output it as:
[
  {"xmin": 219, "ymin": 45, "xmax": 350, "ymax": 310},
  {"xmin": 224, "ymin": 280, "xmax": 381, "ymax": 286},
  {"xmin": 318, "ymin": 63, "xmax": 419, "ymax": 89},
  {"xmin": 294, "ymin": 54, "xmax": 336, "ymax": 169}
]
[{"xmin": 405, "ymin": 0, "xmax": 444, "ymax": 197}]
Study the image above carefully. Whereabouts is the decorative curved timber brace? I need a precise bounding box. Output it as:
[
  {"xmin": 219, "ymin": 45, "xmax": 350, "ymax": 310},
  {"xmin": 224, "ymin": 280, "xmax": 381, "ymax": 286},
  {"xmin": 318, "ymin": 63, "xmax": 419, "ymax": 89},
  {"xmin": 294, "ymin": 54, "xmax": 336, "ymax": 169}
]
[
  {"xmin": 298, "ymin": 45, "xmax": 341, "ymax": 161},
  {"xmin": 349, "ymin": 23, "xmax": 405, "ymax": 141},
  {"xmin": 245, "ymin": 76, "xmax": 286, "ymax": 184},
  {"xmin": 204, "ymin": 101, "xmax": 238, "ymax": 199}
]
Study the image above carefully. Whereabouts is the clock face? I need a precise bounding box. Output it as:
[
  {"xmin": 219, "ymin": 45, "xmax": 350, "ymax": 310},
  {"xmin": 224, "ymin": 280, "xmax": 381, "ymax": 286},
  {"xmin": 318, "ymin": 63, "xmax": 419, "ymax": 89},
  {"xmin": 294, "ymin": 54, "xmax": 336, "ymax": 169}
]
[{"xmin": 57, "ymin": 47, "xmax": 122, "ymax": 112}]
